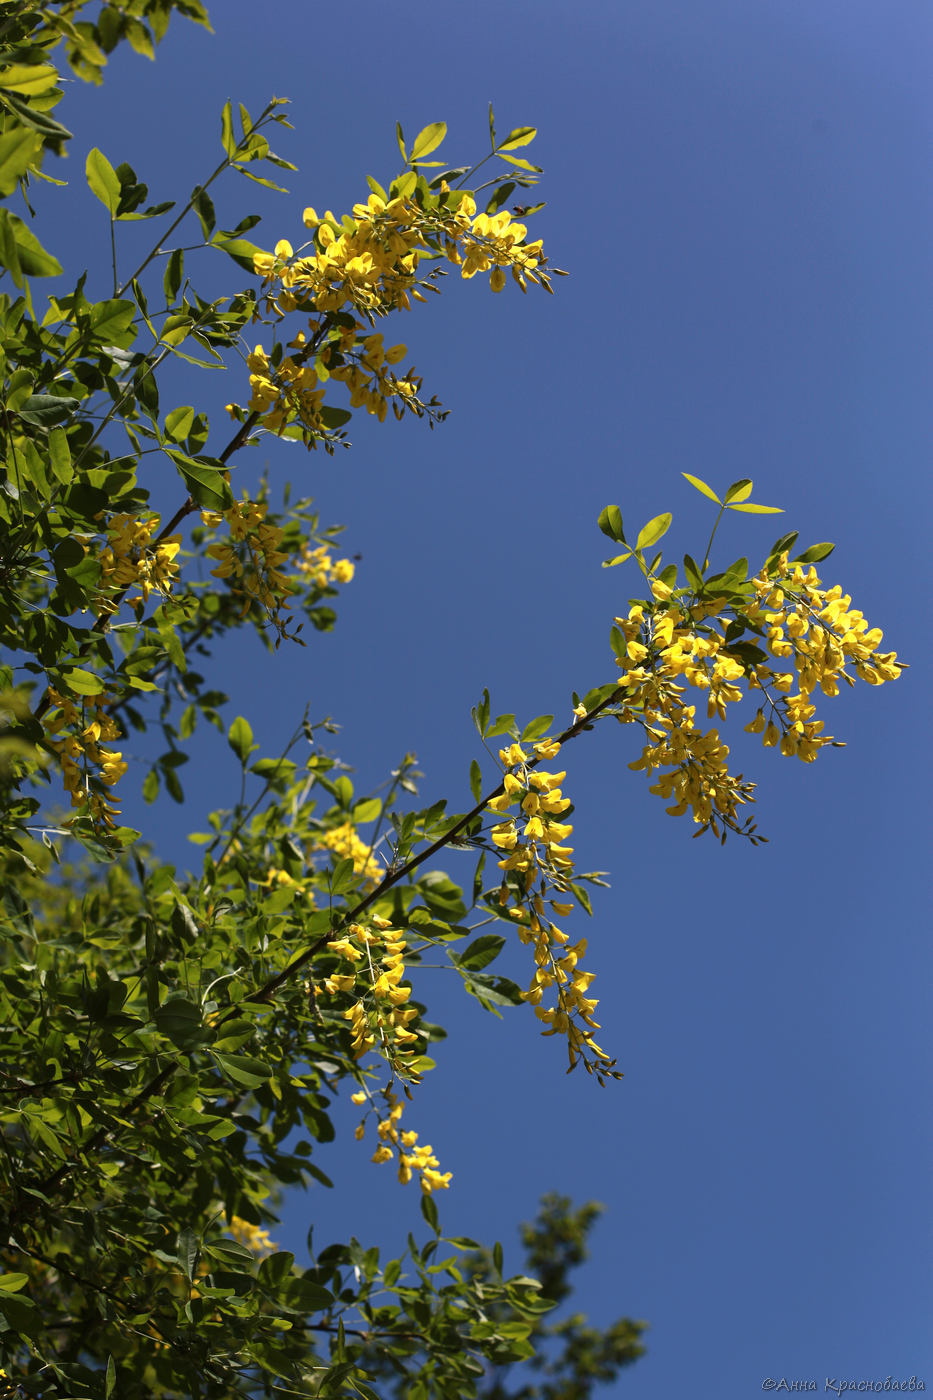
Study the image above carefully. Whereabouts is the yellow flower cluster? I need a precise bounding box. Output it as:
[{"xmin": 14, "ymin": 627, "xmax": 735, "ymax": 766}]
[
  {"xmin": 351, "ymin": 1087, "xmax": 452, "ymax": 1195},
  {"xmin": 615, "ymin": 601, "xmax": 758, "ymax": 834},
  {"xmin": 236, "ymin": 189, "xmax": 555, "ymax": 439},
  {"xmin": 43, "ymin": 687, "xmax": 127, "ymax": 830},
  {"xmin": 256, "ymin": 191, "xmax": 546, "ymax": 319},
  {"xmin": 314, "ymin": 820, "xmax": 382, "ymax": 885},
  {"xmin": 97, "ymin": 512, "xmax": 181, "ymax": 616},
  {"xmin": 487, "ymin": 740, "xmax": 620, "ymax": 1083},
  {"xmin": 325, "ymin": 916, "xmax": 451, "ymax": 1192},
  {"xmin": 241, "ymin": 341, "xmax": 326, "ymax": 436},
  {"xmin": 292, "ymin": 541, "xmax": 355, "ymax": 589},
  {"xmin": 201, "ymin": 496, "xmax": 292, "ymax": 633},
  {"xmin": 325, "ymin": 916, "xmax": 420, "ymax": 1068},
  {"xmin": 325, "ymin": 326, "xmax": 419, "ymax": 424},
  {"xmin": 615, "ymin": 554, "xmax": 902, "ymax": 833},
  {"xmin": 742, "ymin": 558, "xmax": 902, "ymax": 756}
]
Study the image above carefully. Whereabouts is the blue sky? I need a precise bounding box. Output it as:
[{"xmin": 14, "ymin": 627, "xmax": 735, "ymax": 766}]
[{"xmin": 39, "ymin": 1, "xmax": 931, "ymax": 1394}]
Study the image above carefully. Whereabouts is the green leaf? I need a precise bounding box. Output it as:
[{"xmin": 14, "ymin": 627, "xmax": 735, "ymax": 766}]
[
  {"xmin": 86, "ymin": 147, "xmax": 120, "ymax": 215},
  {"xmin": 601, "ymin": 552, "xmax": 633, "ymax": 568},
  {"xmin": 89, "ymin": 297, "xmax": 137, "ymax": 347},
  {"xmin": 48, "ymin": 426, "xmax": 72, "ymax": 484},
  {"xmin": 258, "ymin": 1250, "xmax": 295, "ymax": 1287},
  {"xmin": 176, "ymin": 1227, "xmax": 199, "ymax": 1282},
  {"xmin": 283, "ymin": 1275, "xmax": 336, "ymax": 1311},
  {"xmin": 724, "ymin": 478, "xmax": 753, "ymax": 504},
  {"xmin": 496, "ymin": 153, "xmax": 542, "ymax": 172},
  {"xmin": 61, "ymin": 667, "xmax": 104, "ymax": 696},
  {"xmin": 469, "ymin": 759, "xmax": 482, "ymax": 803},
  {"xmin": 191, "ymin": 185, "xmax": 216, "ymax": 238},
  {"xmin": 498, "ymin": 126, "xmax": 537, "ymax": 151},
  {"xmin": 0, "ymin": 1291, "xmax": 37, "ymax": 1333},
  {"xmin": 16, "ymin": 394, "xmax": 78, "ymax": 426},
  {"xmin": 521, "ymin": 714, "xmax": 554, "ymax": 742},
  {"xmin": 211, "ymin": 235, "xmax": 264, "ymax": 272},
  {"xmin": 169, "ymin": 452, "xmax": 233, "ymax": 511},
  {"xmin": 728, "ymin": 501, "xmax": 783, "ymax": 514},
  {"xmin": 793, "ymin": 541, "xmax": 835, "ymax": 564},
  {"xmin": 105, "ymin": 1356, "xmax": 117, "ymax": 1400},
  {"xmin": 351, "ymin": 797, "xmax": 381, "ymax": 822},
  {"xmin": 153, "ymin": 997, "xmax": 203, "ymax": 1049},
  {"xmin": 227, "ymin": 715, "xmax": 254, "ymax": 762},
  {"xmin": 410, "ymin": 121, "xmax": 446, "ymax": 162},
  {"xmin": 212, "ymin": 1051, "xmax": 272, "ymax": 1088},
  {"xmin": 221, "ymin": 100, "xmax": 236, "ymax": 157},
  {"xmin": 471, "ymin": 687, "xmax": 490, "ymax": 737},
  {"xmin": 0, "ymin": 63, "xmax": 59, "ymax": 97},
  {"xmin": 636, "ymin": 512, "xmax": 672, "ymax": 550},
  {"xmin": 164, "ymin": 405, "xmax": 195, "ymax": 442},
  {"xmin": 163, "ymin": 247, "xmax": 184, "ymax": 303},
  {"xmin": 0, "ymin": 127, "xmax": 42, "ymax": 197},
  {"xmin": 683, "ymin": 553, "xmax": 704, "ymax": 589},
  {"xmin": 125, "ymin": 18, "xmax": 155, "ymax": 59},
  {"xmin": 682, "ymin": 472, "xmax": 721, "ymax": 504},
  {"xmin": 486, "ymin": 713, "xmax": 517, "ymax": 739},
  {"xmin": 395, "ymin": 121, "xmax": 407, "ymax": 163},
  {"xmin": 0, "ymin": 1273, "xmax": 30, "ymax": 1293},
  {"xmin": 0, "ymin": 209, "xmax": 62, "ymax": 284},
  {"xmin": 597, "ymin": 504, "xmax": 625, "ymax": 542},
  {"xmin": 463, "ymin": 972, "xmax": 524, "ymax": 1008},
  {"xmin": 420, "ymin": 1191, "xmax": 440, "ymax": 1233},
  {"xmin": 328, "ymin": 856, "xmax": 357, "ymax": 894},
  {"xmin": 456, "ymin": 934, "xmax": 506, "ymax": 972}
]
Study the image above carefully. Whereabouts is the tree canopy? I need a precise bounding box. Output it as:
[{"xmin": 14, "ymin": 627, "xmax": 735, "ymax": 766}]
[{"xmin": 0, "ymin": 3, "xmax": 903, "ymax": 1396}]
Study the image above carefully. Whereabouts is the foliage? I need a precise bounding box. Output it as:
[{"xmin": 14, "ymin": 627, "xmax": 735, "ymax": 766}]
[
  {"xmin": 0, "ymin": 2, "xmax": 903, "ymax": 1396},
  {"xmin": 352, "ymin": 1195, "xmax": 647, "ymax": 1400}
]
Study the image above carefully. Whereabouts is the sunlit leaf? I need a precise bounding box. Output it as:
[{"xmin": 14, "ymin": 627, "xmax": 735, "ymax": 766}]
[
  {"xmin": 682, "ymin": 472, "xmax": 721, "ymax": 504},
  {"xmin": 410, "ymin": 121, "xmax": 446, "ymax": 162},
  {"xmin": 636, "ymin": 513, "xmax": 672, "ymax": 550}
]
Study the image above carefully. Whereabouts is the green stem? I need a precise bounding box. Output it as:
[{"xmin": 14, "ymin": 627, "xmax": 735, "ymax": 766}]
[{"xmin": 702, "ymin": 503, "xmax": 727, "ymax": 573}]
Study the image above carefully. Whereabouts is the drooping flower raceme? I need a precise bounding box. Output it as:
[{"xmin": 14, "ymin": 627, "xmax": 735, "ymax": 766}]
[
  {"xmin": 42, "ymin": 688, "xmax": 128, "ymax": 831},
  {"xmin": 321, "ymin": 915, "xmax": 451, "ymax": 1193},
  {"xmin": 486, "ymin": 739, "xmax": 621, "ymax": 1084},
  {"xmin": 96, "ymin": 512, "xmax": 181, "ymax": 617}
]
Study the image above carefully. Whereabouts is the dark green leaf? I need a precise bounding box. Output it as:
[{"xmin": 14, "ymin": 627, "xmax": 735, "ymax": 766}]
[
  {"xmin": 16, "ymin": 394, "xmax": 79, "ymax": 426},
  {"xmin": 456, "ymin": 935, "xmax": 506, "ymax": 972},
  {"xmin": 597, "ymin": 504, "xmax": 625, "ymax": 542},
  {"xmin": 212, "ymin": 1052, "xmax": 272, "ymax": 1088}
]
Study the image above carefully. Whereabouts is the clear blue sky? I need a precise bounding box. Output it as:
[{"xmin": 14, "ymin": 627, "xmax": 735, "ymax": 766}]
[{"xmin": 42, "ymin": 1, "xmax": 931, "ymax": 1394}]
